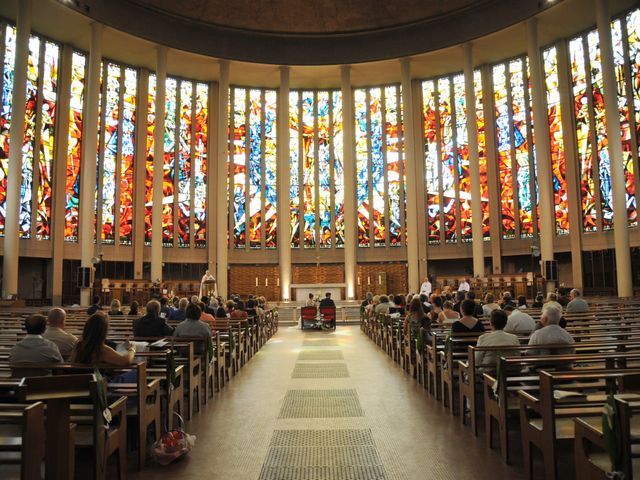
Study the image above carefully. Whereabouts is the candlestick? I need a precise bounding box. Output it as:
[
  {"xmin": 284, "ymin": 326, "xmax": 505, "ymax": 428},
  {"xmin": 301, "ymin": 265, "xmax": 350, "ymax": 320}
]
[
  {"xmin": 255, "ymin": 277, "xmax": 258, "ymax": 287},
  {"xmin": 367, "ymin": 276, "xmax": 371, "ymax": 285},
  {"xmin": 265, "ymin": 278, "xmax": 269, "ymax": 286}
]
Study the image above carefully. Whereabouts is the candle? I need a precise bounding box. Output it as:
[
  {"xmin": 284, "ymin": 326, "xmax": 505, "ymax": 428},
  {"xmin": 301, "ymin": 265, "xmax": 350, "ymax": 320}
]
[
  {"xmin": 255, "ymin": 277, "xmax": 258, "ymax": 287},
  {"xmin": 357, "ymin": 277, "xmax": 361, "ymax": 286},
  {"xmin": 378, "ymin": 275, "xmax": 382, "ymax": 284},
  {"xmin": 367, "ymin": 276, "xmax": 371, "ymax": 285},
  {"xmin": 277, "ymin": 277, "xmax": 280, "ymax": 287},
  {"xmin": 265, "ymin": 278, "xmax": 269, "ymax": 286}
]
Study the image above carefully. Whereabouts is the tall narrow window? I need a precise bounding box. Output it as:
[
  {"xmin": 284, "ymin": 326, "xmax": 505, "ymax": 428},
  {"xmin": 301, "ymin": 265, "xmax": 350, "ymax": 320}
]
[
  {"xmin": 119, "ymin": 68, "xmax": 136, "ymax": 245},
  {"xmin": 355, "ymin": 89, "xmax": 370, "ymax": 247},
  {"xmin": 65, "ymin": 52, "xmax": 85, "ymax": 242},
  {"xmin": 474, "ymin": 70, "xmax": 491, "ymax": 240},
  {"xmin": 177, "ymin": 81, "xmax": 192, "ymax": 247},
  {"xmin": 289, "ymin": 91, "xmax": 300, "ymax": 247},
  {"xmin": 193, "ymin": 83, "xmax": 208, "ymax": 248},
  {"xmin": 163, "ymin": 78, "xmax": 176, "ymax": 246},
  {"xmin": 422, "ymin": 80, "xmax": 440, "ymax": 244},
  {"xmin": 144, "ymin": 74, "xmax": 156, "ymax": 245}
]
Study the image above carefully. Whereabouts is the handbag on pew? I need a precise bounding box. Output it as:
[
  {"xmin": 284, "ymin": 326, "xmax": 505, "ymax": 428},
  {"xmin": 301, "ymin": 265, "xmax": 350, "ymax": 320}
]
[{"xmin": 154, "ymin": 413, "xmax": 196, "ymax": 465}]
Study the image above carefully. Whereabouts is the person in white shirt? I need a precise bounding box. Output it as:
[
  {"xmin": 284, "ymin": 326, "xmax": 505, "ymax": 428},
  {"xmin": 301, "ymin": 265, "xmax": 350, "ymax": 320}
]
[
  {"xmin": 566, "ymin": 289, "xmax": 589, "ymax": 313},
  {"xmin": 541, "ymin": 292, "xmax": 563, "ymax": 314},
  {"xmin": 475, "ymin": 310, "xmax": 520, "ymax": 371},
  {"xmin": 43, "ymin": 307, "xmax": 77, "ymax": 357},
  {"xmin": 458, "ymin": 278, "xmax": 470, "ymax": 292},
  {"xmin": 420, "ymin": 277, "xmax": 432, "ymax": 296},
  {"xmin": 527, "ymin": 306, "xmax": 574, "ymax": 355},
  {"xmin": 503, "ymin": 305, "xmax": 536, "ymax": 334}
]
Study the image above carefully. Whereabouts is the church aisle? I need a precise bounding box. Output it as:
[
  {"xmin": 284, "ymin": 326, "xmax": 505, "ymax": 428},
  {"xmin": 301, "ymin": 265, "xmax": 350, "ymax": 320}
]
[{"xmin": 133, "ymin": 326, "xmax": 524, "ymax": 479}]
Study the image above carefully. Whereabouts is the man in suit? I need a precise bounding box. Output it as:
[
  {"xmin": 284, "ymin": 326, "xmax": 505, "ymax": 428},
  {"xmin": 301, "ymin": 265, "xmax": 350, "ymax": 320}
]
[{"xmin": 319, "ymin": 293, "xmax": 336, "ymax": 328}]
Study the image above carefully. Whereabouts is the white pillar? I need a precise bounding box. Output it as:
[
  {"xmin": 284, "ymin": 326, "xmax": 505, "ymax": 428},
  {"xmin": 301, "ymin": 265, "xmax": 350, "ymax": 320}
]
[
  {"xmin": 216, "ymin": 61, "xmax": 230, "ymax": 298},
  {"xmin": 341, "ymin": 66, "xmax": 357, "ymax": 300},
  {"xmin": 400, "ymin": 59, "xmax": 420, "ymax": 294},
  {"xmin": 277, "ymin": 66, "xmax": 292, "ymax": 301},
  {"xmin": 151, "ymin": 46, "xmax": 167, "ymax": 284},
  {"xmin": 527, "ymin": 18, "xmax": 557, "ymax": 291},
  {"xmin": 463, "ymin": 43, "xmax": 485, "ymax": 278},
  {"xmin": 206, "ymin": 79, "xmax": 218, "ymax": 274},
  {"xmin": 77, "ymin": 22, "xmax": 102, "ymax": 306},
  {"xmin": 596, "ymin": 0, "xmax": 633, "ymax": 297},
  {"xmin": 2, "ymin": 0, "xmax": 31, "ymax": 299}
]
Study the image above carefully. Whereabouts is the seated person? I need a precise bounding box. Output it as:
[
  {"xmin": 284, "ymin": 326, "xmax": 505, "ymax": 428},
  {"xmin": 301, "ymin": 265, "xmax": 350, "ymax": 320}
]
[
  {"xmin": 201, "ymin": 296, "xmax": 217, "ymax": 316},
  {"xmin": 10, "ymin": 314, "xmax": 63, "ymax": 376},
  {"xmin": 133, "ymin": 300, "xmax": 174, "ymax": 337},
  {"xmin": 389, "ymin": 295, "xmax": 406, "ymax": 315},
  {"xmin": 361, "ymin": 292, "xmax": 373, "ymax": 309},
  {"xmin": 128, "ymin": 301, "xmax": 139, "ymax": 316},
  {"xmin": 404, "ymin": 297, "xmax": 430, "ymax": 355},
  {"xmin": 504, "ymin": 305, "xmax": 536, "ymax": 334},
  {"xmin": 531, "ymin": 293, "xmax": 544, "ymax": 308},
  {"xmin": 374, "ymin": 295, "xmax": 390, "ymax": 315},
  {"xmin": 527, "ymin": 306, "xmax": 574, "ymax": 356},
  {"xmin": 215, "ymin": 301, "xmax": 228, "ymax": 318},
  {"xmin": 199, "ymin": 302, "xmax": 215, "ymax": 323},
  {"xmin": 71, "ymin": 313, "xmax": 138, "ymax": 383},
  {"xmin": 438, "ymin": 301, "xmax": 460, "ymax": 325},
  {"xmin": 557, "ymin": 288, "xmax": 571, "ymax": 307},
  {"xmin": 566, "ymin": 288, "xmax": 589, "ymax": 313},
  {"xmin": 305, "ymin": 293, "xmax": 316, "ymax": 307},
  {"xmin": 500, "ymin": 291, "xmax": 517, "ymax": 309},
  {"xmin": 451, "ymin": 299, "xmax": 485, "ymax": 334},
  {"xmin": 482, "ymin": 293, "xmax": 501, "ymax": 316},
  {"xmin": 159, "ymin": 297, "xmax": 172, "ymax": 319},
  {"xmin": 87, "ymin": 295, "xmax": 101, "ymax": 315},
  {"xmin": 230, "ymin": 300, "xmax": 248, "ymax": 320},
  {"xmin": 174, "ymin": 303, "xmax": 212, "ymax": 349},
  {"xmin": 542, "ymin": 292, "xmax": 563, "ymax": 313},
  {"xmin": 319, "ymin": 292, "xmax": 336, "ymax": 309},
  {"xmin": 109, "ymin": 299, "xmax": 123, "ymax": 316},
  {"xmin": 43, "ymin": 307, "xmax": 77, "ymax": 357},
  {"xmin": 474, "ymin": 310, "xmax": 520, "ymax": 372},
  {"xmin": 169, "ymin": 297, "xmax": 189, "ymax": 321},
  {"xmin": 466, "ymin": 291, "xmax": 484, "ymax": 317},
  {"xmin": 517, "ymin": 295, "xmax": 528, "ymax": 310},
  {"xmin": 452, "ymin": 291, "xmax": 466, "ymax": 314}
]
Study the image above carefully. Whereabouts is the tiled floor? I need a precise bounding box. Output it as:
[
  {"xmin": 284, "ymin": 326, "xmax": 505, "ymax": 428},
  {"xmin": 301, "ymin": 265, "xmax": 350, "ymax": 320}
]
[{"xmin": 132, "ymin": 326, "xmax": 525, "ymax": 479}]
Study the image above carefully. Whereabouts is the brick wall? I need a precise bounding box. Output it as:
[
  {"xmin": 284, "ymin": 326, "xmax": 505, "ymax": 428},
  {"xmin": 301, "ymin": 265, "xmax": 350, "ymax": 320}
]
[
  {"xmin": 357, "ymin": 263, "xmax": 408, "ymax": 299},
  {"xmin": 228, "ymin": 265, "xmax": 280, "ymax": 301},
  {"xmin": 292, "ymin": 264, "xmax": 345, "ymax": 284}
]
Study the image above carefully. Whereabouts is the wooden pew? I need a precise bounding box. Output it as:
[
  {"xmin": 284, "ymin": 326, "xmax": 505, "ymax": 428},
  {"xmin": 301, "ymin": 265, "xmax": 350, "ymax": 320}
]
[
  {"xmin": 574, "ymin": 397, "xmax": 640, "ymax": 480},
  {"xmin": 0, "ymin": 402, "xmax": 46, "ymax": 480},
  {"xmin": 518, "ymin": 369, "xmax": 640, "ymax": 480}
]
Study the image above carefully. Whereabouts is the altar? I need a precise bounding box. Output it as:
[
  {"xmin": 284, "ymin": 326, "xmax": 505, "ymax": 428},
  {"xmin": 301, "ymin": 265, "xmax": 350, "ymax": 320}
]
[{"xmin": 290, "ymin": 283, "xmax": 347, "ymax": 302}]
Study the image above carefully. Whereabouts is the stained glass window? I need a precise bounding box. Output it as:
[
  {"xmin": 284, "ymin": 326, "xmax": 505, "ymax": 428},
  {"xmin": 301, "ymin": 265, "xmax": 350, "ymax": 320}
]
[
  {"xmin": 288, "ymin": 89, "xmax": 345, "ymax": 249},
  {"xmin": 177, "ymin": 81, "xmax": 192, "ymax": 247},
  {"xmin": 144, "ymin": 74, "xmax": 156, "ymax": 245},
  {"xmin": 422, "ymin": 73, "xmax": 485, "ymax": 244},
  {"xmin": 146, "ymin": 74, "xmax": 208, "ymax": 248},
  {"xmin": 35, "ymin": 41, "xmax": 58, "ymax": 240},
  {"xmin": 64, "ymin": 52, "xmax": 85, "ymax": 242},
  {"xmin": 355, "ymin": 88, "xmax": 370, "ymax": 247},
  {"xmin": 630, "ymin": 10, "xmax": 640, "ymax": 159},
  {"xmin": 98, "ymin": 63, "xmax": 120, "ymax": 244},
  {"xmin": 544, "ymin": 46, "xmax": 570, "ymax": 235},
  {"xmin": 0, "ymin": 29, "xmax": 59, "ymax": 240},
  {"xmin": 229, "ymin": 87, "xmax": 277, "ymax": 249},
  {"xmin": 119, "ymin": 68, "xmax": 136, "ymax": 245},
  {"xmin": 355, "ymin": 85, "xmax": 405, "ymax": 248},
  {"xmin": 474, "ymin": 70, "xmax": 491, "ymax": 240},
  {"xmin": 289, "ymin": 91, "xmax": 300, "ymax": 248},
  {"xmin": 422, "ymin": 80, "xmax": 440, "ymax": 244},
  {"xmin": 193, "ymin": 83, "xmax": 208, "ymax": 248},
  {"xmin": 569, "ymin": 16, "xmax": 639, "ymax": 232}
]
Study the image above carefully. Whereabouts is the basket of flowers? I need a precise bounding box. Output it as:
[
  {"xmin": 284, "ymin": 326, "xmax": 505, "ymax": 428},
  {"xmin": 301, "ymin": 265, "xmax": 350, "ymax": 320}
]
[{"xmin": 154, "ymin": 413, "xmax": 196, "ymax": 465}]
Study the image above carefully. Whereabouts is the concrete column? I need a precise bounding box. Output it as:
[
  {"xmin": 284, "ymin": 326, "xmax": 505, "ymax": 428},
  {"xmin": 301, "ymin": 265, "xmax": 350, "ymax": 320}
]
[
  {"xmin": 51, "ymin": 44, "xmax": 73, "ymax": 305},
  {"xmin": 133, "ymin": 69, "xmax": 149, "ymax": 279},
  {"xmin": 151, "ymin": 46, "xmax": 167, "ymax": 284},
  {"xmin": 341, "ymin": 66, "xmax": 357, "ymax": 299},
  {"xmin": 527, "ymin": 19, "xmax": 557, "ymax": 291},
  {"xmin": 411, "ymin": 79, "xmax": 428, "ymax": 282},
  {"xmin": 481, "ymin": 65, "xmax": 503, "ymax": 273},
  {"xmin": 463, "ymin": 43, "xmax": 485, "ymax": 278},
  {"xmin": 216, "ymin": 61, "xmax": 230, "ymax": 298},
  {"xmin": 77, "ymin": 22, "xmax": 102, "ymax": 306},
  {"xmin": 207, "ymin": 80, "xmax": 218, "ymax": 274},
  {"xmin": 277, "ymin": 66, "xmax": 292, "ymax": 301},
  {"xmin": 556, "ymin": 39, "xmax": 584, "ymax": 289},
  {"xmin": 596, "ymin": 0, "xmax": 633, "ymax": 297},
  {"xmin": 400, "ymin": 59, "xmax": 420, "ymax": 293},
  {"xmin": 2, "ymin": 0, "xmax": 31, "ymax": 298}
]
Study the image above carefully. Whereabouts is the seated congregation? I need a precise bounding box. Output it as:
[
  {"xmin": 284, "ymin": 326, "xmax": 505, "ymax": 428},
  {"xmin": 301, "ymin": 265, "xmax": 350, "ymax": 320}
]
[
  {"xmin": 0, "ymin": 292, "xmax": 277, "ymax": 478},
  {"xmin": 361, "ymin": 287, "xmax": 640, "ymax": 480}
]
